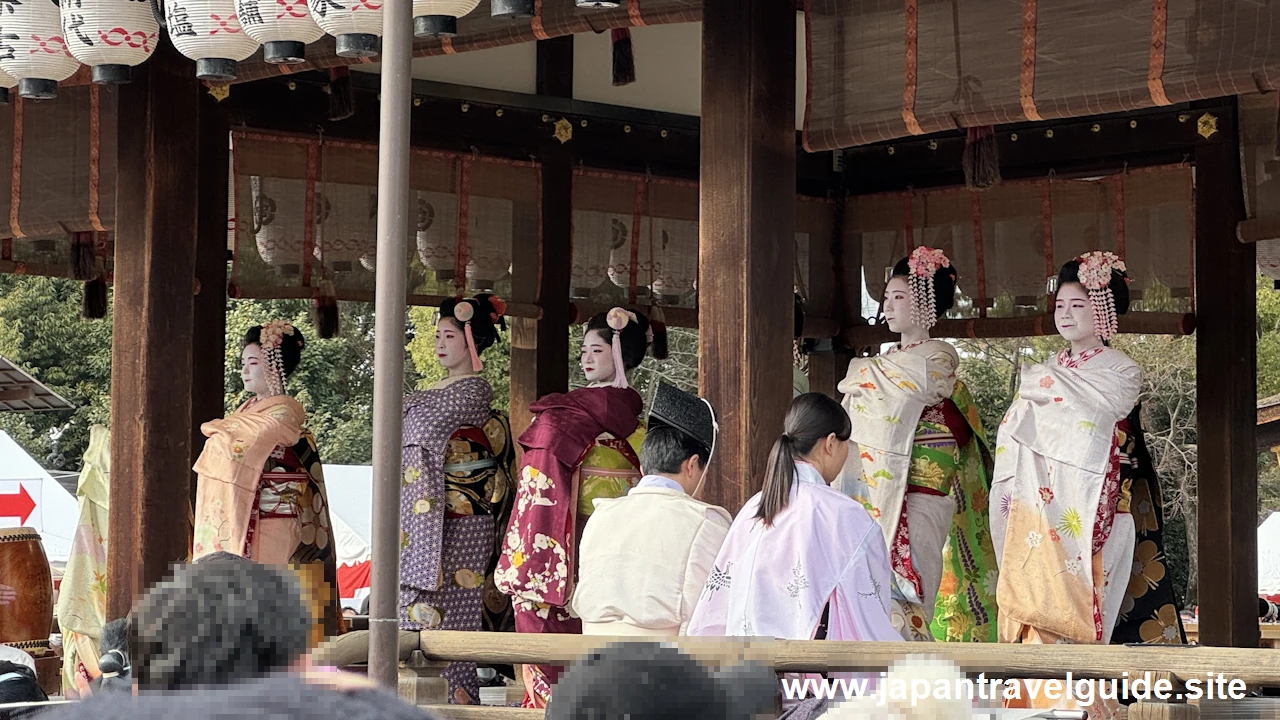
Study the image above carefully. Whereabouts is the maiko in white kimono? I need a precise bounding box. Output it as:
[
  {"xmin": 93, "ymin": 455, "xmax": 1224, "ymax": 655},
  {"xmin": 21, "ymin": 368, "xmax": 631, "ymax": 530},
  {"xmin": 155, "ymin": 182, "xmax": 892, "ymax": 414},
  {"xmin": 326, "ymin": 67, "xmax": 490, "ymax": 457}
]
[
  {"xmin": 991, "ymin": 347, "xmax": 1140, "ymax": 645},
  {"xmin": 686, "ymin": 463, "xmax": 900, "ymax": 643},
  {"xmin": 835, "ymin": 342, "xmax": 960, "ymax": 640}
]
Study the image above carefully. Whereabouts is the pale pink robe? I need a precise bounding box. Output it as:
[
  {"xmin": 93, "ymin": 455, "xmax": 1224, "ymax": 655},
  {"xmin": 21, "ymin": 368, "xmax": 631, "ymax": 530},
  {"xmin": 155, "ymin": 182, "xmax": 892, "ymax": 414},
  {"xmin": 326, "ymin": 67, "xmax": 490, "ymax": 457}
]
[{"xmin": 686, "ymin": 462, "xmax": 900, "ymax": 642}]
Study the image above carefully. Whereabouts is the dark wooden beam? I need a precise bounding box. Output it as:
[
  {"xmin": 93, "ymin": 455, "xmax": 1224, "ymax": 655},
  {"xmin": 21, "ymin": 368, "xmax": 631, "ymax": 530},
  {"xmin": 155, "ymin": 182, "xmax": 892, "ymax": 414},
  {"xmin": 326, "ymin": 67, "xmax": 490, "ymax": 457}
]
[
  {"xmin": 536, "ymin": 37, "xmax": 574, "ymax": 99},
  {"xmin": 223, "ymin": 75, "xmax": 839, "ymax": 197},
  {"xmin": 1194, "ymin": 102, "xmax": 1258, "ymax": 648},
  {"xmin": 107, "ymin": 40, "xmax": 201, "ymax": 619},
  {"xmin": 842, "ymin": 100, "xmax": 1234, "ymax": 195},
  {"xmin": 190, "ymin": 92, "xmax": 230, "ymax": 513},
  {"xmin": 698, "ymin": 0, "xmax": 796, "ymax": 513},
  {"xmin": 509, "ymin": 35, "xmax": 575, "ymax": 441}
]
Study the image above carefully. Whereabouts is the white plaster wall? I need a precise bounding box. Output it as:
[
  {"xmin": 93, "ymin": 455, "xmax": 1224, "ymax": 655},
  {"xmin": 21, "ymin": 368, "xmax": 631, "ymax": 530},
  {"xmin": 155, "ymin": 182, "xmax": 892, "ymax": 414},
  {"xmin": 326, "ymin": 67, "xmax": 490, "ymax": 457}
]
[
  {"xmin": 355, "ymin": 14, "xmax": 809, "ymax": 129},
  {"xmin": 572, "ymin": 15, "xmax": 809, "ymax": 130}
]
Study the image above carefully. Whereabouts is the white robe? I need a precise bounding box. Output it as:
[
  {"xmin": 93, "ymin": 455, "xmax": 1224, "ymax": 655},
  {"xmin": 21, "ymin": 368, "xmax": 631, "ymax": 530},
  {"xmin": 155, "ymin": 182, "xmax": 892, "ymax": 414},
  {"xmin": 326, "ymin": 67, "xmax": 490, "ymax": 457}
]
[
  {"xmin": 991, "ymin": 347, "xmax": 1140, "ymax": 644},
  {"xmin": 571, "ymin": 478, "xmax": 731, "ymax": 636}
]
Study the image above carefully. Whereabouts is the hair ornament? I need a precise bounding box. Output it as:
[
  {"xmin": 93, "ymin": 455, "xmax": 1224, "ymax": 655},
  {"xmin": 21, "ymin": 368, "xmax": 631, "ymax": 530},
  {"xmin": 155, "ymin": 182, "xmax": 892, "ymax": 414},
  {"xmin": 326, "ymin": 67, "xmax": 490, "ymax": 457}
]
[
  {"xmin": 258, "ymin": 320, "xmax": 295, "ymax": 397},
  {"xmin": 489, "ymin": 296, "xmax": 507, "ymax": 319},
  {"xmin": 905, "ymin": 246, "xmax": 951, "ymax": 331},
  {"xmin": 448, "ymin": 299, "xmax": 483, "ymax": 373},
  {"xmin": 1074, "ymin": 251, "xmax": 1126, "ymax": 342},
  {"xmin": 605, "ymin": 306, "xmax": 632, "ymax": 389}
]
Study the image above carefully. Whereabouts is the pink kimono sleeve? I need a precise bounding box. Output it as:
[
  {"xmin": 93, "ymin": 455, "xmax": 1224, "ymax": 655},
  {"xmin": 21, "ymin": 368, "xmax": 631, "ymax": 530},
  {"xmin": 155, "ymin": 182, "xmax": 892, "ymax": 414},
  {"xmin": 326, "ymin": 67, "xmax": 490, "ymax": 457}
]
[{"xmin": 829, "ymin": 525, "xmax": 901, "ymax": 642}]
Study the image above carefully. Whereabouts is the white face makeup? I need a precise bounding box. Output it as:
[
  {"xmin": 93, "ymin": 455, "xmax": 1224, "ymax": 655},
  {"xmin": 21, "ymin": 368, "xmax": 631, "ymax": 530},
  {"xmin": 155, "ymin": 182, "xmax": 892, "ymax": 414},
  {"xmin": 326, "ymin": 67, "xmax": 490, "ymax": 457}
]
[
  {"xmin": 580, "ymin": 329, "xmax": 617, "ymax": 385},
  {"xmin": 241, "ymin": 343, "xmax": 269, "ymax": 396},
  {"xmin": 882, "ymin": 275, "xmax": 922, "ymax": 335},
  {"xmin": 1054, "ymin": 282, "xmax": 1098, "ymax": 343},
  {"xmin": 435, "ymin": 317, "xmax": 472, "ymax": 374}
]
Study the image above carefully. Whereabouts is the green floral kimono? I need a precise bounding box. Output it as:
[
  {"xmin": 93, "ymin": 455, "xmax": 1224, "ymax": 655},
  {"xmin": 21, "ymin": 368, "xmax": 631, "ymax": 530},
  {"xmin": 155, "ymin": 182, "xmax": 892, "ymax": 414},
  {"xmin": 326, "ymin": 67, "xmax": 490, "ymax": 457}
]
[{"xmin": 930, "ymin": 382, "xmax": 1000, "ymax": 642}]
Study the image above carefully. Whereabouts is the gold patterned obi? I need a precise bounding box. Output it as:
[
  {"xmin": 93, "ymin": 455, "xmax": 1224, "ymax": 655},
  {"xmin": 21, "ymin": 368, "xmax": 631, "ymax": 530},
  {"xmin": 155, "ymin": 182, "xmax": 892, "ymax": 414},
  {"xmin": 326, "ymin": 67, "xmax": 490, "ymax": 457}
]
[{"xmin": 258, "ymin": 471, "xmax": 309, "ymax": 518}]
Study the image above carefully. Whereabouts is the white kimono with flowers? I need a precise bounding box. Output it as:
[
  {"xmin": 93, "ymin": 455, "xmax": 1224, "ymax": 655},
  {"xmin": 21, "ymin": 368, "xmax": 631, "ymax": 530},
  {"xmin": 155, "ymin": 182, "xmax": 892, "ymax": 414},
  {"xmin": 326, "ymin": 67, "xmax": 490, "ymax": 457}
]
[
  {"xmin": 834, "ymin": 343, "xmax": 958, "ymax": 640},
  {"xmin": 991, "ymin": 347, "xmax": 1140, "ymax": 645}
]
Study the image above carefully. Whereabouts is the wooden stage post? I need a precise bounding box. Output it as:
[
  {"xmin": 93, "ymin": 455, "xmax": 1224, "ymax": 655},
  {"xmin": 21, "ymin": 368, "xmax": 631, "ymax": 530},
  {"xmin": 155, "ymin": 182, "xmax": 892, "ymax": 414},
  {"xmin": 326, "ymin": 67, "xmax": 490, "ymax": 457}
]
[
  {"xmin": 509, "ymin": 36, "xmax": 574, "ymax": 438},
  {"xmin": 107, "ymin": 40, "xmax": 202, "ymax": 618},
  {"xmin": 699, "ymin": 0, "xmax": 796, "ymax": 512},
  {"xmin": 1194, "ymin": 108, "xmax": 1258, "ymax": 648},
  {"xmin": 190, "ymin": 93, "xmax": 230, "ymax": 513}
]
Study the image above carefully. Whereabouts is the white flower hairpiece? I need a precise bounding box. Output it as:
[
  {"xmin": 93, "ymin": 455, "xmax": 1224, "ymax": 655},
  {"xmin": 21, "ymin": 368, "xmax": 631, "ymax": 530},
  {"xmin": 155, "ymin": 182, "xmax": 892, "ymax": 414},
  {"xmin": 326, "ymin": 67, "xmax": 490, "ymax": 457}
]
[
  {"xmin": 258, "ymin": 320, "xmax": 295, "ymax": 397},
  {"xmin": 1074, "ymin": 251, "xmax": 1127, "ymax": 341},
  {"xmin": 905, "ymin": 246, "xmax": 951, "ymax": 331}
]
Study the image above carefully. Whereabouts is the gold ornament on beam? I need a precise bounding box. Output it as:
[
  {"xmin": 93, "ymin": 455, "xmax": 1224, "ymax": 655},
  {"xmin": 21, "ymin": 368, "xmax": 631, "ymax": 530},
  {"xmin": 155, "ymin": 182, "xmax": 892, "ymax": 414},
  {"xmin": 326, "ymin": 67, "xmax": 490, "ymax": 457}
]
[
  {"xmin": 554, "ymin": 118, "xmax": 573, "ymax": 144},
  {"xmin": 208, "ymin": 83, "xmax": 231, "ymax": 102},
  {"xmin": 1197, "ymin": 112, "xmax": 1219, "ymax": 139}
]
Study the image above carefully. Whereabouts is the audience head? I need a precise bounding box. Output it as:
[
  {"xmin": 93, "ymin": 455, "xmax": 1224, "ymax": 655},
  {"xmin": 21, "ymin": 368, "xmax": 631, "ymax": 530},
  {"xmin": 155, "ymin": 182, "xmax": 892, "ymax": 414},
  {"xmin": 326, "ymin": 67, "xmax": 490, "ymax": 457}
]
[
  {"xmin": 755, "ymin": 393, "xmax": 852, "ymax": 527},
  {"xmin": 0, "ymin": 660, "xmax": 47, "ymax": 720},
  {"xmin": 132, "ymin": 555, "xmax": 311, "ymax": 690},
  {"xmin": 90, "ymin": 617, "xmax": 133, "ymax": 696},
  {"xmin": 547, "ymin": 642, "xmax": 774, "ymax": 720}
]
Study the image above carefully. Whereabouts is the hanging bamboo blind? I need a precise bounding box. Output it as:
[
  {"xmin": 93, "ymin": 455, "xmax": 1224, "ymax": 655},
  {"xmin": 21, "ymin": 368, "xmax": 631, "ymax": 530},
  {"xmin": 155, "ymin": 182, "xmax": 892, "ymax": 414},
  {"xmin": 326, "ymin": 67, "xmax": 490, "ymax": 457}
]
[
  {"xmin": 0, "ymin": 85, "xmax": 117, "ymax": 280},
  {"xmin": 229, "ymin": 130, "xmax": 540, "ymax": 304},
  {"xmin": 803, "ymin": 0, "xmax": 1280, "ymax": 151},
  {"xmin": 855, "ymin": 166, "xmax": 1196, "ymax": 316}
]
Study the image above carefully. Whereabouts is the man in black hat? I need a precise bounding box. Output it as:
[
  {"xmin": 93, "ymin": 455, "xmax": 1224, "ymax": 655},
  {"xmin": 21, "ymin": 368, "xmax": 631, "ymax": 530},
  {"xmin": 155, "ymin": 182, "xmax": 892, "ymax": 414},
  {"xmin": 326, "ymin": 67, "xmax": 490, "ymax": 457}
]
[{"xmin": 570, "ymin": 383, "xmax": 732, "ymax": 637}]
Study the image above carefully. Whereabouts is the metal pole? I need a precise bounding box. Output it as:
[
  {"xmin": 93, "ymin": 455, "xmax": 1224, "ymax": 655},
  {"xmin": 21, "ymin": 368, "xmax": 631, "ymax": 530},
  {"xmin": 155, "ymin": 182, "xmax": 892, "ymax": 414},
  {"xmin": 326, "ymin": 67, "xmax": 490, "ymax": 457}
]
[{"xmin": 368, "ymin": 0, "xmax": 412, "ymax": 691}]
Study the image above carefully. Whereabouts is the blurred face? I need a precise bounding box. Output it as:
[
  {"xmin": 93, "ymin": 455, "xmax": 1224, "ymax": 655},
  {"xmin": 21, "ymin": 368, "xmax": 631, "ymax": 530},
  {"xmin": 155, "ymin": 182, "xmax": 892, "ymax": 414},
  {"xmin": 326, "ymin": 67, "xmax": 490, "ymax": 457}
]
[
  {"xmin": 580, "ymin": 329, "xmax": 617, "ymax": 384},
  {"xmin": 882, "ymin": 276, "xmax": 921, "ymax": 335},
  {"xmin": 1054, "ymin": 282, "xmax": 1097, "ymax": 343},
  {"xmin": 435, "ymin": 317, "xmax": 471, "ymax": 373},
  {"xmin": 241, "ymin": 343, "xmax": 268, "ymax": 396}
]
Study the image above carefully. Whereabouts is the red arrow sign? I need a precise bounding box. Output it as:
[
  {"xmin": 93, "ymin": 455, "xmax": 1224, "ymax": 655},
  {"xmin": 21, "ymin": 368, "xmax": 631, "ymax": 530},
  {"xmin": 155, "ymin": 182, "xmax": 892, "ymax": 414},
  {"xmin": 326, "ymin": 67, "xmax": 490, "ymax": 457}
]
[{"xmin": 0, "ymin": 484, "xmax": 36, "ymax": 525}]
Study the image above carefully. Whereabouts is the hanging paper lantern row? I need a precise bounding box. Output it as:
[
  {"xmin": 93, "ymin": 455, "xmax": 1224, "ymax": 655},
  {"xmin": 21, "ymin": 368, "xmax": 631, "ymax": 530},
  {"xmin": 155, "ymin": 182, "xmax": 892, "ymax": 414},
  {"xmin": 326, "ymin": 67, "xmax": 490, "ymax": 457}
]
[
  {"xmin": 0, "ymin": 0, "xmax": 81, "ymax": 100},
  {"xmin": 308, "ymin": 0, "xmax": 381, "ymax": 59},
  {"xmin": 236, "ymin": 0, "xmax": 323, "ymax": 63},
  {"xmin": 415, "ymin": 191, "xmax": 460, "ymax": 281},
  {"xmin": 464, "ymin": 195, "xmax": 512, "ymax": 292},
  {"xmin": 412, "ymin": 0, "xmax": 479, "ymax": 37},
  {"xmin": 166, "ymin": 0, "xmax": 260, "ymax": 81},
  {"xmin": 0, "ymin": 66, "xmax": 16, "ymax": 105},
  {"xmin": 60, "ymin": 0, "xmax": 159, "ymax": 85},
  {"xmin": 649, "ymin": 217, "xmax": 697, "ymax": 303},
  {"xmin": 570, "ymin": 210, "xmax": 625, "ymax": 299}
]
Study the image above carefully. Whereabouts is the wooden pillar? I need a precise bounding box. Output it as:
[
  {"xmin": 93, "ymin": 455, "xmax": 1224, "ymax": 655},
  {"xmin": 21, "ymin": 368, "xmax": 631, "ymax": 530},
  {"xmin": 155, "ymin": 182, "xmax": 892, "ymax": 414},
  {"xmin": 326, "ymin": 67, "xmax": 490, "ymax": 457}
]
[
  {"xmin": 1194, "ymin": 108, "xmax": 1258, "ymax": 648},
  {"xmin": 190, "ymin": 94, "xmax": 229, "ymax": 513},
  {"xmin": 698, "ymin": 0, "xmax": 796, "ymax": 512},
  {"xmin": 805, "ymin": 193, "xmax": 847, "ymax": 398},
  {"xmin": 107, "ymin": 41, "xmax": 201, "ymax": 619},
  {"xmin": 509, "ymin": 37, "xmax": 573, "ymax": 437}
]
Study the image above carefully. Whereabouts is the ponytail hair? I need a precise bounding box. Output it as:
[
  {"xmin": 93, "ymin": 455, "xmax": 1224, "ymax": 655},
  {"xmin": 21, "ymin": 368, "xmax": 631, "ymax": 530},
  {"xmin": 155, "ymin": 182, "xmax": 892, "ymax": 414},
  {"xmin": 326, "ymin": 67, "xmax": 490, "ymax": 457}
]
[{"xmin": 754, "ymin": 392, "xmax": 851, "ymax": 527}]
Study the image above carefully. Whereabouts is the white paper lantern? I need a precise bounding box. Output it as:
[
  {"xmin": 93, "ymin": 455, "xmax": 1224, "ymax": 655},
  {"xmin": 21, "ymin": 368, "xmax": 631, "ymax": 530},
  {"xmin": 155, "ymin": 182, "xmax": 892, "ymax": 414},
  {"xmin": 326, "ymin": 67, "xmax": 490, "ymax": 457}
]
[
  {"xmin": 569, "ymin": 210, "xmax": 622, "ymax": 299},
  {"xmin": 308, "ymin": 0, "xmax": 380, "ymax": 58},
  {"xmin": 60, "ymin": 0, "xmax": 159, "ymax": 84},
  {"xmin": 607, "ymin": 216, "xmax": 654, "ymax": 300},
  {"xmin": 251, "ymin": 177, "xmax": 305, "ymax": 275},
  {"xmin": 649, "ymin": 218, "xmax": 697, "ymax": 303},
  {"xmin": 0, "ymin": 66, "xmax": 16, "ymax": 105},
  {"xmin": 0, "ymin": 0, "xmax": 82, "ymax": 100},
  {"xmin": 464, "ymin": 195, "xmax": 512, "ymax": 292},
  {"xmin": 316, "ymin": 184, "xmax": 376, "ymax": 272},
  {"xmin": 236, "ymin": 0, "xmax": 324, "ymax": 63},
  {"xmin": 412, "ymin": 0, "xmax": 478, "ymax": 37},
  {"xmin": 414, "ymin": 191, "xmax": 460, "ymax": 281},
  {"xmin": 165, "ymin": 0, "xmax": 260, "ymax": 81}
]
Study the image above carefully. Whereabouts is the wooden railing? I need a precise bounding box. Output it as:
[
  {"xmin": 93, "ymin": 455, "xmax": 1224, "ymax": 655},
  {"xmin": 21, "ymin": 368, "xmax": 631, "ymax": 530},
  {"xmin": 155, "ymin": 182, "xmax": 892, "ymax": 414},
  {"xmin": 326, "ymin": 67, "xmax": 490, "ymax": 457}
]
[{"xmin": 312, "ymin": 630, "xmax": 1280, "ymax": 720}]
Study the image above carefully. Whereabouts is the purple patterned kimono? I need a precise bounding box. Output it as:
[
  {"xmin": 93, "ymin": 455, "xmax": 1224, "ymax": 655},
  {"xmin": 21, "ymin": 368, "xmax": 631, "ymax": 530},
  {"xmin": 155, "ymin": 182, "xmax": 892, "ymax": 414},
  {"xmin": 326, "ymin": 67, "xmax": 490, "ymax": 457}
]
[{"xmin": 400, "ymin": 376, "xmax": 502, "ymax": 704}]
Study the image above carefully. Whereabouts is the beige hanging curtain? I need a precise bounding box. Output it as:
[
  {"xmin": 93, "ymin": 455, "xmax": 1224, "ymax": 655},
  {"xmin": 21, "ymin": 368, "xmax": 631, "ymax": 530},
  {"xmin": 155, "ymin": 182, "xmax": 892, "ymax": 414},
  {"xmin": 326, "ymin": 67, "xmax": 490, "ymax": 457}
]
[{"xmin": 803, "ymin": 0, "xmax": 1280, "ymax": 151}]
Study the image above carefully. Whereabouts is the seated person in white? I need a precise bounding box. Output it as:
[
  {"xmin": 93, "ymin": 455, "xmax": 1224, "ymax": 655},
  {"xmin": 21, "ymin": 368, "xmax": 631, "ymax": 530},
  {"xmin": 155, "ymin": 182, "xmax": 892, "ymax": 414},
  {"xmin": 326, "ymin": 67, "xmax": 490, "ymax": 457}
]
[{"xmin": 571, "ymin": 383, "xmax": 732, "ymax": 636}]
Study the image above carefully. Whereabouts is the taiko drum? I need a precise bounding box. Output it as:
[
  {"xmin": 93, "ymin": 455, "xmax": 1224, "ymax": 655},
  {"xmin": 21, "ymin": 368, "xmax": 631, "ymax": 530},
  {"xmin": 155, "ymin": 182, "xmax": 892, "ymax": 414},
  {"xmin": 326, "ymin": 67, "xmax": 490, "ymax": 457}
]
[{"xmin": 0, "ymin": 527, "xmax": 54, "ymax": 652}]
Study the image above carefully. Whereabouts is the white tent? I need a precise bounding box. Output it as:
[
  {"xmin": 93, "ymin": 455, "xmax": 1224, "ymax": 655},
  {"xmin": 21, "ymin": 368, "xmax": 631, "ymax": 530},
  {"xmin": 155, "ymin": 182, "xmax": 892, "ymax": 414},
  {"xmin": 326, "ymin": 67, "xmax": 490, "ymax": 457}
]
[
  {"xmin": 1259, "ymin": 512, "xmax": 1280, "ymax": 597},
  {"xmin": 0, "ymin": 430, "xmax": 79, "ymax": 566},
  {"xmin": 323, "ymin": 464, "xmax": 373, "ymax": 611}
]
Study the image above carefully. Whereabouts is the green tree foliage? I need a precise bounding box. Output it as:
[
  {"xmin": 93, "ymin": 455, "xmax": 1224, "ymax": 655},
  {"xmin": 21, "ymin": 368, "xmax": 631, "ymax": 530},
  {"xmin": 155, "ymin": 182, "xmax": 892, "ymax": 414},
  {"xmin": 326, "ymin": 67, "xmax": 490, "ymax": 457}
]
[{"xmin": 0, "ymin": 276, "xmax": 113, "ymax": 468}]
